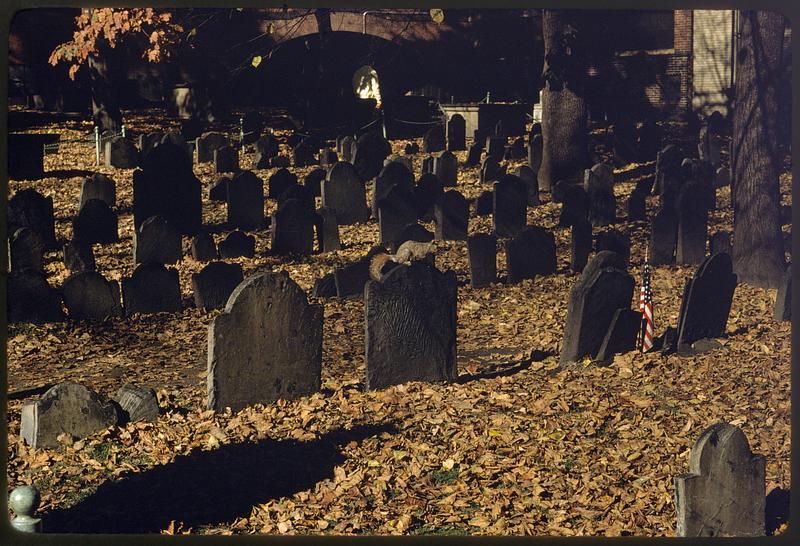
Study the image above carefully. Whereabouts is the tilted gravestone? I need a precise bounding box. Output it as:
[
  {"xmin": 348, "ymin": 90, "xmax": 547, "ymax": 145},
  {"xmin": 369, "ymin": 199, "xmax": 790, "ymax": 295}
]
[
  {"xmin": 353, "ymin": 130, "xmax": 391, "ymax": 182},
  {"xmin": 571, "ymin": 218, "xmax": 592, "ymax": 273},
  {"xmin": 207, "ymin": 272, "xmax": 323, "ymax": 412},
  {"xmin": 492, "ymin": 175, "xmax": 527, "ymax": 238},
  {"xmin": 378, "ymin": 186, "xmax": 418, "ymax": 246},
  {"xmin": 675, "ymin": 252, "xmax": 737, "ymax": 349},
  {"xmin": 505, "ymin": 226, "xmax": 557, "ymax": 284},
  {"xmin": 121, "ymin": 263, "xmax": 182, "ymax": 317},
  {"xmin": 20, "ymin": 382, "xmax": 119, "ymax": 449},
  {"xmin": 514, "ymin": 165, "xmax": 540, "ymax": 206},
  {"xmin": 674, "ymin": 423, "xmax": 765, "ymax": 537},
  {"xmin": 480, "ymin": 155, "xmax": 504, "ymax": 184},
  {"xmin": 434, "ymin": 150, "xmax": 458, "ymax": 187},
  {"xmin": 365, "ymin": 262, "xmax": 457, "ymax": 390},
  {"xmin": 227, "ymin": 170, "xmax": 265, "ymax": 230},
  {"xmin": 595, "ymin": 229, "xmax": 630, "ymax": 265},
  {"xmin": 271, "ymin": 199, "xmax": 316, "ymax": 256},
  {"xmin": 676, "ymin": 181, "xmax": 710, "ymax": 265},
  {"xmin": 322, "ymin": 162, "xmax": 370, "ymax": 225},
  {"xmin": 9, "ymin": 188, "xmax": 56, "ymax": 248},
  {"xmin": 559, "ymin": 251, "xmax": 634, "ymax": 365},
  {"xmin": 192, "ymin": 261, "xmax": 244, "ymax": 311},
  {"xmin": 61, "ymin": 271, "xmax": 122, "ymax": 320},
  {"xmin": 133, "ymin": 215, "xmax": 182, "ymax": 265},
  {"xmin": 585, "ymin": 163, "xmax": 616, "ymax": 227},
  {"xmin": 774, "ymin": 265, "xmax": 791, "ymax": 322},
  {"xmin": 79, "ymin": 173, "xmax": 116, "ymax": 209},
  {"xmin": 468, "ymin": 233, "xmax": 497, "ymax": 288},
  {"xmin": 112, "ymin": 384, "xmax": 159, "ymax": 423},
  {"xmin": 303, "ymin": 167, "xmax": 326, "ymax": 198},
  {"xmin": 374, "ymin": 161, "xmax": 415, "ymax": 218},
  {"xmin": 413, "ymin": 173, "xmax": 443, "ymax": 222},
  {"xmin": 434, "ymin": 190, "xmax": 469, "ymax": 241},
  {"xmin": 594, "ymin": 308, "xmax": 641, "ymax": 363},
  {"xmin": 447, "ymin": 114, "xmax": 466, "ymax": 151},
  {"xmin": 195, "ymin": 132, "xmax": 229, "ymax": 163},
  {"xmin": 191, "ymin": 232, "xmax": 218, "ymax": 261},
  {"xmin": 208, "ymin": 176, "xmax": 230, "ymax": 202},
  {"xmin": 11, "ymin": 228, "xmax": 44, "ymax": 274},
  {"xmin": 649, "ymin": 208, "xmax": 678, "ymax": 266},
  {"xmin": 214, "ymin": 145, "xmax": 239, "ymax": 173},
  {"xmin": 63, "ymin": 241, "xmax": 96, "ymax": 273},
  {"xmin": 466, "ymin": 141, "xmax": 482, "ymax": 167},
  {"xmin": 334, "ymin": 246, "xmax": 386, "ymax": 298},
  {"xmin": 422, "ymin": 124, "xmax": 446, "ymax": 153},
  {"xmin": 268, "ymin": 168, "xmax": 298, "ymax": 199},
  {"xmin": 7, "ymin": 271, "xmax": 65, "ymax": 323},
  {"xmin": 72, "ymin": 199, "xmax": 118, "ymax": 245},
  {"xmin": 218, "ymin": 230, "xmax": 255, "ymax": 259},
  {"xmin": 317, "ymin": 207, "xmax": 341, "ymax": 252},
  {"xmin": 627, "ymin": 185, "xmax": 648, "ymax": 221},
  {"xmin": 558, "ymin": 185, "xmax": 589, "ymax": 228},
  {"xmin": 104, "ymin": 136, "xmax": 139, "ymax": 169}
]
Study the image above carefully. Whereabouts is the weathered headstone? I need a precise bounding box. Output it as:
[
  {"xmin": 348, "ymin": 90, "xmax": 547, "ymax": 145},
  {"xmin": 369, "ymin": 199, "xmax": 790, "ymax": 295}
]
[
  {"xmin": 421, "ymin": 156, "xmax": 434, "ymax": 175},
  {"xmin": 585, "ymin": 163, "xmax": 616, "ymax": 226},
  {"xmin": 214, "ymin": 145, "xmax": 239, "ymax": 173},
  {"xmin": 594, "ymin": 308, "xmax": 642, "ymax": 363},
  {"xmin": 304, "ymin": 168, "xmax": 326, "ymax": 198},
  {"xmin": 637, "ymin": 119, "xmax": 662, "ymax": 161},
  {"xmin": 466, "ymin": 141, "xmax": 482, "ymax": 167},
  {"xmin": 571, "ymin": 218, "xmax": 592, "ymax": 273},
  {"xmin": 227, "ymin": 170, "xmax": 264, "ymax": 230},
  {"xmin": 774, "ymin": 265, "xmax": 791, "ymax": 322},
  {"xmin": 317, "ymin": 207, "xmax": 341, "ymax": 252},
  {"xmin": 319, "ymin": 148, "xmax": 338, "ymax": 167},
  {"xmin": 207, "ymin": 272, "xmax": 323, "ymax": 411},
  {"xmin": 434, "ymin": 190, "xmax": 469, "ymax": 241},
  {"xmin": 267, "ymin": 168, "xmax": 297, "ymax": 200},
  {"xmin": 61, "ymin": 271, "xmax": 122, "ymax": 320},
  {"xmin": 492, "ymin": 175, "xmax": 527, "ymax": 238},
  {"xmin": 353, "ymin": 130, "xmax": 391, "ymax": 181},
  {"xmin": 191, "ymin": 232, "xmax": 217, "ymax": 262},
  {"xmin": 374, "ymin": 161, "xmax": 415, "ymax": 217},
  {"xmin": 271, "ymin": 199, "xmax": 316, "ymax": 256},
  {"xmin": 63, "ymin": 241, "xmax": 95, "ymax": 273},
  {"xmin": 133, "ymin": 215, "xmax": 182, "ymax": 265},
  {"xmin": 475, "ymin": 190, "xmax": 493, "ymax": 216},
  {"xmin": 104, "ymin": 136, "xmax": 139, "ymax": 169},
  {"xmin": 218, "ymin": 230, "xmax": 255, "ymax": 259},
  {"xmin": 468, "ymin": 233, "xmax": 497, "ymax": 288},
  {"xmin": 697, "ymin": 124, "xmax": 722, "ymax": 168},
  {"xmin": 9, "ymin": 189, "xmax": 56, "ymax": 248},
  {"xmin": 595, "ymin": 229, "xmax": 630, "ymax": 265},
  {"xmin": 558, "ymin": 185, "xmax": 589, "ymax": 228},
  {"xmin": 340, "ymin": 135, "xmax": 355, "ymax": 163},
  {"xmin": 378, "ymin": 186, "xmax": 418, "ymax": 246},
  {"xmin": 72, "ymin": 199, "xmax": 118, "ymax": 244},
  {"xmin": 649, "ymin": 208, "xmax": 678, "ymax": 265},
  {"xmin": 480, "ymin": 155, "xmax": 503, "ymax": 184},
  {"xmin": 192, "ymin": 261, "xmax": 244, "ymax": 311},
  {"xmin": 208, "ymin": 176, "xmax": 229, "ymax": 202},
  {"xmin": 10, "ymin": 228, "xmax": 44, "ymax": 273},
  {"xmin": 486, "ymin": 135, "xmax": 506, "ymax": 158},
  {"xmin": 676, "ymin": 181, "xmax": 710, "ymax": 265},
  {"xmin": 138, "ymin": 132, "xmax": 164, "ymax": 157},
  {"xmin": 714, "ymin": 166, "xmax": 730, "ymax": 189},
  {"xmin": 321, "ymin": 162, "xmax": 370, "ymax": 225},
  {"xmin": 195, "ymin": 132, "xmax": 229, "ymax": 163},
  {"xmin": 506, "ymin": 226, "xmax": 557, "ymax": 284},
  {"xmin": 413, "ymin": 173, "xmax": 444, "ymax": 221},
  {"xmin": 422, "ymin": 124, "xmax": 446, "ymax": 153},
  {"xmin": 514, "ymin": 165, "xmax": 540, "ymax": 206},
  {"xmin": 365, "ymin": 262, "xmax": 457, "ymax": 390},
  {"xmin": 20, "ymin": 382, "xmax": 119, "ymax": 449},
  {"xmin": 292, "ymin": 138, "xmax": 318, "ymax": 167},
  {"xmin": 121, "ymin": 263, "xmax": 182, "ymax": 317},
  {"xmin": 112, "ymin": 385, "xmax": 159, "ymax": 423},
  {"xmin": 7, "ymin": 271, "xmax": 65, "ymax": 323},
  {"xmin": 434, "ymin": 150, "xmax": 458, "ymax": 187},
  {"xmin": 447, "ymin": 114, "xmax": 466, "ymax": 151},
  {"xmin": 674, "ymin": 423, "xmax": 765, "ymax": 537},
  {"xmin": 254, "ymin": 135, "xmax": 279, "ymax": 168},
  {"xmin": 79, "ymin": 174, "xmax": 116, "ymax": 209}
]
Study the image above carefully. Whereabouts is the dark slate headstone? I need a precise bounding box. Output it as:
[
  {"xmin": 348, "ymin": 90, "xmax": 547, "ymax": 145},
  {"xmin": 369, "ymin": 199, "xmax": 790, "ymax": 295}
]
[
  {"xmin": 404, "ymin": 142, "xmax": 419, "ymax": 155},
  {"xmin": 353, "ymin": 130, "xmax": 391, "ymax": 182},
  {"xmin": 434, "ymin": 150, "xmax": 458, "ymax": 187},
  {"xmin": 104, "ymin": 136, "xmax": 139, "ymax": 169},
  {"xmin": 334, "ymin": 246, "xmax": 386, "ymax": 298},
  {"xmin": 595, "ymin": 229, "xmax": 631, "ymax": 265},
  {"xmin": 649, "ymin": 208, "xmax": 678, "ymax": 266},
  {"xmin": 709, "ymin": 231, "xmax": 731, "ymax": 256},
  {"xmin": 138, "ymin": 132, "xmax": 164, "ymax": 157},
  {"xmin": 9, "ymin": 189, "xmax": 56, "ymax": 248},
  {"xmin": 267, "ymin": 168, "xmax": 297, "ymax": 200},
  {"xmin": 191, "ymin": 232, "xmax": 218, "ymax": 262},
  {"xmin": 559, "ymin": 252, "xmax": 634, "ymax": 365},
  {"xmin": 303, "ymin": 168, "xmax": 326, "ymax": 198},
  {"xmin": 80, "ymin": 174, "xmax": 116, "ymax": 210},
  {"xmin": 10, "ymin": 228, "xmax": 44, "ymax": 273},
  {"xmin": 434, "ymin": 190, "xmax": 469, "ymax": 241},
  {"xmin": 654, "ymin": 145, "xmax": 684, "ymax": 209},
  {"xmin": 480, "ymin": 155, "xmax": 503, "ymax": 184},
  {"xmin": 121, "ymin": 263, "xmax": 182, "ymax": 317},
  {"xmin": 486, "ymin": 135, "xmax": 507, "ymax": 159},
  {"xmin": 207, "ymin": 272, "xmax": 322, "ymax": 412},
  {"xmin": 340, "ymin": 135, "xmax": 355, "ymax": 163},
  {"xmin": 378, "ymin": 186, "xmax": 418, "ymax": 246},
  {"xmin": 774, "ymin": 265, "xmax": 791, "ymax": 322},
  {"xmin": 209, "ymin": 176, "xmax": 230, "ymax": 202},
  {"xmin": 676, "ymin": 181, "xmax": 710, "ymax": 265},
  {"xmin": 241, "ymin": 111, "xmax": 264, "ymax": 145},
  {"xmin": 422, "ymin": 124, "xmax": 445, "ymax": 153},
  {"xmin": 271, "ymin": 199, "xmax": 316, "ymax": 256},
  {"xmin": 506, "ymin": 226, "xmax": 557, "ymax": 284},
  {"xmin": 195, "ymin": 132, "xmax": 229, "ymax": 163},
  {"xmin": 72, "ymin": 199, "xmax": 118, "ymax": 245},
  {"xmin": 637, "ymin": 119, "xmax": 662, "ymax": 161},
  {"xmin": 374, "ymin": 161, "xmax": 415, "ymax": 217},
  {"xmin": 514, "ymin": 165, "xmax": 540, "ymax": 206},
  {"xmin": 468, "ymin": 233, "xmax": 497, "ymax": 288},
  {"xmin": 413, "ymin": 173, "xmax": 444, "ymax": 221},
  {"xmin": 8, "ymin": 133, "xmax": 54, "ymax": 179},
  {"xmin": 385, "ymin": 155, "xmax": 413, "ymax": 174},
  {"xmin": 214, "ymin": 145, "xmax": 239, "ymax": 173},
  {"xmin": 227, "ymin": 170, "xmax": 264, "ymax": 230},
  {"xmin": 321, "ymin": 162, "xmax": 370, "ymax": 225},
  {"xmin": 112, "ymin": 385, "xmax": 159, "ymax": 423},
  {"xmin": 292, "ymin": 138, "xmax": 318, "ymax": 167},
  {"xmin": 20, "ymin": 382, "xmax": 118, "ymax": 449},
  {"xmin": 133, "ymin": 215, "xmax": 182, "ymax": 265},
  {"xmin": 254, "ymin": 135, "xmax": 279, "ymax": 168},
  {"xmin": 388, "ymin": 223, "xmax": 434, "ymax": 254},
  {"xmin": 466, "ymin": 142, "xmax": 482, "ymax": 167},
  {"xmin": 475, "ymin": 190, "xmax": 494, "ymax": 216},
  {"xmin": 697, "ymin": 124, "xmax": 722, "ymax": 168},
  {"xmin": 277, "ymin": 184, "xmax": 314, "ymax": 212},
  {"xmin": 594, "ymin": 308, "xmax": 641, "ymax": 363},
  {"xmin": 507, "ymin": 137, "xmax": 526, "ymax": 160},
  {"xmin": 558, "ymin": 185, "xmax": 589, "ymax": 228},
  {"xmin": 674, "ymin": 423, "xmax": 765, "ymax": 537},
  {"xmin": 571, "ymin": 219, "xmax": 592, "ymax": 273},
  {"xmin": 218, "ymin": 230, "xmax": 256, "ymax": 259},
  {"xmin": 675, "ymin": 252, "xmax": 737, "ymax": 348},
  {"xmin": 317, "ymin": 207, "xmax": 341, "ymax": 252},
  {"xmin": 421, "ymin": 156, "xmax": 434, "ymax": 175},
  {"xmin": 191, "ymin": 261, "xmax": 244, "ymax": 311},
  {"xmin": 63, "ymin": 241, "xmax": 96, "ymax": 273},
  {"xmin": 319, "ymin": 149, "xmax": 338, "ymax": 167},
  {"xmin": 627, "ymin": 186, "xmax": 648, "ymax": 222},
  {"xmin": 447, "ymin": 114, "xmax": 466, "ymax": 151},
  {"xmin": 585, "ymin": 163, "xmax": 616, "ymax": 227},
  {"xmin": 365, "ymin": 262, "xmax": 457, "ymax": 390},
  {"xmin": 8, "ymin": 271, "xmax": 65, "ymax": 323},
  {"xmin": 270, "ymin": 155, "xmax": 290, "ymax": 168},
  {"xmin": 492, "ymin": 175, "xmax": 527, "ymax": 238},
  {"xmin": 61, "ymin": 271, "xmax": 122, "ymax": 320},
  {"xmin": 312, "ymin": 273, "xmax": 338, "ymax": 298}
]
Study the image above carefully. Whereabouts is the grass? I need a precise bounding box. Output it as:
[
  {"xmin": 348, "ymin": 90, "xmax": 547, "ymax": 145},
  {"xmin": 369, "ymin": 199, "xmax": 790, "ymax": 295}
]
[{"xmin": 431, "ymin": 465, "xmax": 460, "ymax": 485}]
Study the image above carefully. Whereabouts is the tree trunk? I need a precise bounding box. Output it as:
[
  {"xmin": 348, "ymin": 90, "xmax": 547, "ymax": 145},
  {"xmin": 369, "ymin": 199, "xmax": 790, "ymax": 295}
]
[
  {"xmin": 88, "ymin": 50, "xmax": 122, "ymax": 131},
  {"xmin": 732, "ymin": 10, "xmax": 786, "ymax": 288},
  {"xmin": 538, "ymin": 10, "xmax": 590, "ymax": 192}
]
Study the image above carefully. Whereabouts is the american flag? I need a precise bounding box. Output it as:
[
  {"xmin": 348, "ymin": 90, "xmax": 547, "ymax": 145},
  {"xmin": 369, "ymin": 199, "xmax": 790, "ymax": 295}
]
[{"xmin": 639, "ymin": 257, "xmax": 655, "ymax": 352}]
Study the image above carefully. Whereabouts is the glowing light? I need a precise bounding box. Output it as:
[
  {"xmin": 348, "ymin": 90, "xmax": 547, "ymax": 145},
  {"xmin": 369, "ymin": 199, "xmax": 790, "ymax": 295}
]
[{"xmin": 353, "ymin": 65, "xmax": 382, "ymax": 108}]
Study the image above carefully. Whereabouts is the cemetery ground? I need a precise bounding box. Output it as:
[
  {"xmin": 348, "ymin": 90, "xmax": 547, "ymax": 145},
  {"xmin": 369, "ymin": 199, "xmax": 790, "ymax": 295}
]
[{"xmin": 5, "ymin": 107, "xmax": 792, "ymax": 536}]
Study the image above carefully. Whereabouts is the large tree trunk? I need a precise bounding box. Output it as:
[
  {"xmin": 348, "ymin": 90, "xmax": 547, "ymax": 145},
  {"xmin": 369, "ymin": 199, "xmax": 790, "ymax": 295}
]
[
  {"xmin": 731, "ymin": 10, "xmax": 786, "ymax": 288},
  {"xmin": 538, "ymin": 10, "xmax": 590, "ymax": 192}
]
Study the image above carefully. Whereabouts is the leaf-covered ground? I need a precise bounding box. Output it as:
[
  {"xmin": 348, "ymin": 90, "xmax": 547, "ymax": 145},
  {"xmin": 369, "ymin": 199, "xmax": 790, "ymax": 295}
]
[{"xmin": 5, "ymin": 107, "xmax": 792, "ymax": 535}]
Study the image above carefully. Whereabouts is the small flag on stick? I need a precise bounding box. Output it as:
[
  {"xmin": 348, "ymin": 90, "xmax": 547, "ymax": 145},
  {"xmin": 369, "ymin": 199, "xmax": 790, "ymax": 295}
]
[{"xmin": 639, "ymin": 250, "xmax": 655, "ymax": 352}]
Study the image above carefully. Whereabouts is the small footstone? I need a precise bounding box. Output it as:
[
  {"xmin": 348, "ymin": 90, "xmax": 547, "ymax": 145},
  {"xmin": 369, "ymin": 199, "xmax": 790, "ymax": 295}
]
[
  {"xmin": 112, "ymin": 384, "xmax": 159, "ymax": 423},
  {"xmin": 468, "ymin": 233, "xmax": 497, "ymax": 288}
]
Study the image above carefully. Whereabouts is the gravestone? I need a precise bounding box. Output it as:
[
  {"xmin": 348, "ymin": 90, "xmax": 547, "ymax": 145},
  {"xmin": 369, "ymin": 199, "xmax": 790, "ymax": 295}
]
[
  {"xmin": 133, "ymin": 215, "xmax": 182, "ymax": 265},
  {"xmin": 313, "ymin": 273, "xmax": 337, "ymax": 298},
  {"xmin": 218, "ymin": 230, "xmax": 255, "ymax": 259},
  {"xmin": 434, "ymin": 150, "xmax": 458, "ymax": 187},
  {"xmin": 340, "ymin": 135, "xmax": 355, "ymax": 162},
  {"xmin": 241, "ymin": 111, "xmax": 264, "ymax": 144},
  {"xmin": 421, "ymin": 156, "xmax": 434, "ymax": 174},
  {"xmin": 254, "ymin": 135, "xmax": 279, "ymax": 168},
  {"xmin": 413, "ymin": 173, "xmax": 444, "ymax": 221},
  {"xmin": 353, "ymin": 131, "xmax": 391, "ymax": 181},
  {"xmin": 447, "ymin": 114, "xmax": 466, "ymax": 151},
  {"xmin": 195, "ymin": 132, "xmax": 229, "ymax": 163},
  {"xmin": 9, "ymin": 189, "xmax": 56, "ymax": 248},
  {"xmin": 434, "ymin": 191, "xmax": 469, "ymax": 241},
  {"xmin": 321, "ymin": 162, "xmax": 370, "ymax": 225},
  {"xmin": 422, "ymin": 124, "xmax": 445, "ymax": 153},
  {"xmin": 585, "ymin": 163, "xmax": 616, "ymax": 226},
  {"xmin": 271, "ymin": 155, "xmax": 291, "ymax": 168},
  {"xmin": 63, "ymin": 241, "xmax": 95, "ymax": 273},
  {"xmin": 374, "ymin": 161, "xmax": 415, "ymax": 217},
  {"xmin": 207, "ymin": 272, "xmax": 323, "ymax": 412},
  {"xmin": 385, "ymin": 155, "xmax": 413, "ymax": 174},
  {"xmin": 317, "ymin": 207, "xmax": 341, "ymax": 252},
  {"xmin": 514, "ymin": 165, "xmax": 540, "ymax": 206},
  {"xmin": 191, "ymin": 232, "xmax": 218, "ymax": 261},
  {"xmin": 104, "ymin": 136, "xmax": 139, "ymax": 169},
  {"xmin": 72, "ymin": 199, "xmax": 118, "ymax": 244},
  {"xmin": 20, "ymin": 382, "xmax": 119, "ymax": 449},
  {"xmin": 595, "ymin": 230, "xmax": 630, "ymax": 265},
  {"xmin": 594, "ymin": 308, "xmax": 641, "ymax": 363},
  {"xmin": 675, "ymin": 252, "xmax": 737, "ymax": 348},
  {"xmin": 571, "ymin": 219, "xmax": 593, "ymax": 273},
  {"xmin": 506, "ymin": 226, "xmax": 557, "ymax": 284},
  {"xmin": 388, "ymin": 223, "xmax": 434, "ymax": 254},
  {"xmin": 528, "ymin": 134, "xmax": 544, "ymax": 189},
  {"xmin": 480, "ymin": 155, "xmax": 503, "ymax": 184},
  {"xmin": 637, "ymin": 119, "xmax": 662, "ymax": 161},
  {"xmin": 214, "ymin": 145, "xmax": 239, "ymax": 173},
  {"xmin": 378, "ymin": 186, "xmax": 418, "ymax": 246},
  {"xmin": 676, "ymin": 181, "xmax": 710, "ymax": 265},
  {"xmin": 319, "ymin": 149, "xmax": 338, "ymax": 167},
  {"xmin": 191, "ymin": 261, "xmax": 244, "ymax": 311},
  {"xmin": 227, "ymin": 170, "xmax": 264, "ymax": 230},
  {"xmin": 649, "ymin": 208, "xmax": 678, "ymax": 265},
  {"xmin": 160, "ymin": 132, "xmax": 193, "ymax": 158},
  {"xmin": 697, "ymin": 124, "xmax": 722, "ymax": 168},
  {"xmin": 181, "ymin": 118, "xmax": 205, "ymax": 141},
  {"xmin": 61, "ymin": 271, "xmax": 122, "ymax": 320},
  {"xmin": 209, "ymin": 176, "xmax": 230, "ymax": 202},
  {"xmin": 11, "ymin": 228, "xmax": 44, "ymax": 273},
  {"xmin": 404, "ymin": 142, "xmax": 419, "ymax": 155},
  {"xmin": 714, "ymin": 166, "xmax": 730, "ymax": 189},
  {"xmin": 627, "ymin": 186, "xmax": 648, "ymax": 221},
  {"xmin": 486, "ymin": 135, "xmax": 506, "ymax": 158},
  {"xmin": 507, "ymin": 137, "xmax": 526, "ymax": 160},
  {"xmin": 558, "ymin": 185, "xmax": 589, "ymax": 228},
  {"xmin": 138, "ymin": 132, "xmax": 164, "ymax": 157},
  {"xmin": 559, "ymin": 251, "xmax": 634, "ymax": 364},
  {"xmin": 674, "ymin": 423, "xmax": 765, "ymax": 537},
  {"xmin": 492, "ymin": 175, "xmax": 527, "ymax": 238},
  {"xmin": 466, "ymin": 142, "xmax": 482, "ymax": 167},
  {"xmin": 112, "ymin": 385, "xmax": 159, "ymax": 423},
  {"xmin": 654, "ymin": 145, "xmax": 684, "ymax": 210},
  {"xmin": 292, "ymin": 138, "xmax": 317, "ymax": 167},
  {"xmin": 271, "ymin": 200, "xmax": 316, "ymax": 256},
  {"xmin": 334, "ymin": 246, "xmax": 386, "ymax": 298},
  {"xmin": 304, "ymin": 168, "xmax": 326, "ymax": 198},
  {"xmin": 709, "ymin": 231, "xmax": 731, "ymax": 256},
  {"xmin": 7, "ymin": 271, "xmax": 65, "ymax": 323},
  {"xmin": 121, "ymin": 263, "xmax": 182, "ymax": 317},
  {"xmin": 774, "ymin": 265, "xmax": 791, "ymax": 322},
  {"xmin": 475, "ymin": 190, "xmax": 494, "ymax": 216},
  {"xmin": 268, "ymin": 168, "xmax": 298, "ymax": 199},
  {"xmin": 612, "ymin": 115, "xmax": 638, "ymax": 165},
  {"xmin": 468, "ymin": 233, "xmax": 497, "ymax": 288},
  {"xmin": 365, "ymin": 262, "xmax": 457, "ymax": 390},
  {"xmin": 79, "ymin": 174, "xmax": 116, "ymax": 209}
]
